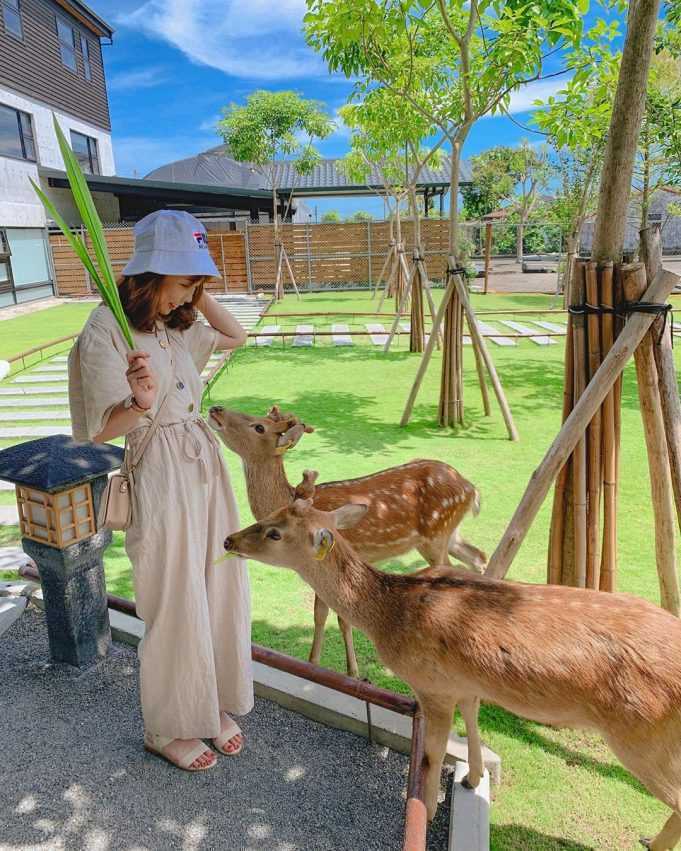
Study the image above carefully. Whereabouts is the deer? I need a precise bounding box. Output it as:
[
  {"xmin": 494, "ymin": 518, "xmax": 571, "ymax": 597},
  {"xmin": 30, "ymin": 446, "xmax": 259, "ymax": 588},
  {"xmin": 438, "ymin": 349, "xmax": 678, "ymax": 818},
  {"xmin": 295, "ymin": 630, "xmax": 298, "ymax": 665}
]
[
  {"xmin": 224, "ymin": 496, "xmax": 681, "ymax": 851},
  {"xmin": 208, "ymin": 404, "xmax": 487, "ymax": 678}
]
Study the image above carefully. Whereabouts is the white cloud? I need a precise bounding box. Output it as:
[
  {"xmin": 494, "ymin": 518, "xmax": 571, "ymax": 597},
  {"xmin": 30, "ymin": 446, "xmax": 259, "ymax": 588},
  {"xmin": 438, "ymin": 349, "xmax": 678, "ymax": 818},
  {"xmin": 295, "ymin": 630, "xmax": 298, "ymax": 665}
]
[
  {"xmin": 117, "ymin": 0, "xmax": 324, "ymax": 81},
  {"xmin": 504, "ymin": 77, "xmax": 571, "ymax": 115},
  {"xmin": 198, "ymin": 114, "xmax": 222, "ymax": 133},
  {"xmin": 108, "ymin": 66, "xmax": 169, "ymax": 91}
]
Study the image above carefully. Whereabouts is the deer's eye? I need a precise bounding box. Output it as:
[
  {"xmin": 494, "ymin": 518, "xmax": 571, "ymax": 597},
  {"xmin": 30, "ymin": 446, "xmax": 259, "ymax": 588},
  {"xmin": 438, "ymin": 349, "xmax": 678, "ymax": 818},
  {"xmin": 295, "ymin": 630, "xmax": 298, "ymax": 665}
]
[
  {"xmin": 254, "ymin": 424, "xmax": 266, "ymax": 434},
  {"xmin": 266, "ymin": 528, "xmax": 281, "ymax": 541}
]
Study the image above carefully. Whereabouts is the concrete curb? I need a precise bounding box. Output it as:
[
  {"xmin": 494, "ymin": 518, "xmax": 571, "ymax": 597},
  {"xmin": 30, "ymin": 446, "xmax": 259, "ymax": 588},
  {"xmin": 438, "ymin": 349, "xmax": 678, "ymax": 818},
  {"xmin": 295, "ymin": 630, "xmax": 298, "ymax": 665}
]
[{"xmin": 449, "ymin": 763, "xmax": 490, "ymax": 851}]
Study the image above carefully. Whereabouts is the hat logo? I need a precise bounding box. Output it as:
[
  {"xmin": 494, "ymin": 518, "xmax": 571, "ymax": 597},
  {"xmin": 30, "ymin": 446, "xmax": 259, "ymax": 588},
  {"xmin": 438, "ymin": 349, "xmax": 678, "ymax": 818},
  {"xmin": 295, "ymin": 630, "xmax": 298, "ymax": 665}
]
[{"xmin": 193, "ymin": 231, "xmax": 208, "ymax": 249}]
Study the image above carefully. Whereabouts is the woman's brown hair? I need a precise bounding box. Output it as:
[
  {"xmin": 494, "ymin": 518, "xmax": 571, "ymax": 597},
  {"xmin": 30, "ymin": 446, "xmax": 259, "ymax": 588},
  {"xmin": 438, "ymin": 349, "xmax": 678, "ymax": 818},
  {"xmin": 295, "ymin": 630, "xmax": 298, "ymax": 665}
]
[{"xmin": 117, "ymin": 273, "xmax": 206, "ymax": 333}]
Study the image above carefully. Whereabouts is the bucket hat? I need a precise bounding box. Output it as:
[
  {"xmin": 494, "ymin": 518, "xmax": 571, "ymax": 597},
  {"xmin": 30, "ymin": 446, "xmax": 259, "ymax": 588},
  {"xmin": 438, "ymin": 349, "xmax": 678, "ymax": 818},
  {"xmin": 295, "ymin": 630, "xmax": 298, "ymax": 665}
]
[{"xmin": 122, "ymin": 210, "xmax": 220, "ymax": 278}]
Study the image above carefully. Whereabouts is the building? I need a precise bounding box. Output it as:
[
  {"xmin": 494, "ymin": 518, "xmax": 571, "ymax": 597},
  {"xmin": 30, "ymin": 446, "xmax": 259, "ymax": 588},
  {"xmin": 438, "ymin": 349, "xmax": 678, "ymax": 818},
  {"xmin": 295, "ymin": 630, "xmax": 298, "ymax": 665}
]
[
  {"xmin": 0, "ymin": 0, "xmax": 116, "ymax": 307},
  {"xmin": 146, "ymin": 146, "xmax": 469, "ymax": 220}
]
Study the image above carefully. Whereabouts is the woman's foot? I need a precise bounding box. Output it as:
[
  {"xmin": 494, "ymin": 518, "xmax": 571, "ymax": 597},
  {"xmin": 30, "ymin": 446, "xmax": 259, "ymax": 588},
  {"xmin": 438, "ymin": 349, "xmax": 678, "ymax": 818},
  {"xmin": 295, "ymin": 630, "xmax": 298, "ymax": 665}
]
[
  {"xmin": 213, "ymin": 713, "xmax": 244, "ymax": 756},
  {"xmin": 144, "ymin": 733, "xmax": 217, "ymax": 771}
]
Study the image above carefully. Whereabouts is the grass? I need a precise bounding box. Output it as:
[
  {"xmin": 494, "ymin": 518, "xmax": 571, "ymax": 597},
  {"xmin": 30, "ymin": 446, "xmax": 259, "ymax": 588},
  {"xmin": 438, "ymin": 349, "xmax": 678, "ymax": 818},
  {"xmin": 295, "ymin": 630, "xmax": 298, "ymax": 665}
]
[{"xmin": 2, "ymin": 292, "xmax": 680, "ymax": 849}]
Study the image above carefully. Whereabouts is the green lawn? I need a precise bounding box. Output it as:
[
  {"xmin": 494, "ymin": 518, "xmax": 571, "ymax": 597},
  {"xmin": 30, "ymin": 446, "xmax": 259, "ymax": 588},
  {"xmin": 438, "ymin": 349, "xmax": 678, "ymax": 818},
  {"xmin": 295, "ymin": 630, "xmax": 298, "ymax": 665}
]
[{"xmin": 2, "ymin": 292, "xmax": 680, "ymax": 849}]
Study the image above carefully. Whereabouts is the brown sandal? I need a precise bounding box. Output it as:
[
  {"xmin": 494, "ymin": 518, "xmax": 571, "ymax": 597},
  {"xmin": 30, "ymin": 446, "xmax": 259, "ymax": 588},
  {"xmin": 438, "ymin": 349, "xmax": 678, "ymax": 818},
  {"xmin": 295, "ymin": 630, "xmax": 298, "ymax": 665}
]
[{"xmin": 144, "ymin": 733, "xmax": 217, "ymax": 772}]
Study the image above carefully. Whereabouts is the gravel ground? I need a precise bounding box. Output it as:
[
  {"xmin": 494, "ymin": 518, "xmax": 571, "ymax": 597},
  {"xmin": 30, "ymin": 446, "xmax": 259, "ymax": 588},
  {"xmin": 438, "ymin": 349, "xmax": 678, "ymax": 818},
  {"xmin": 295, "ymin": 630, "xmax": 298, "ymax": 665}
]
[{"xmin": 0, "ymin": 607, "xmax": 451, "ymax": 851}]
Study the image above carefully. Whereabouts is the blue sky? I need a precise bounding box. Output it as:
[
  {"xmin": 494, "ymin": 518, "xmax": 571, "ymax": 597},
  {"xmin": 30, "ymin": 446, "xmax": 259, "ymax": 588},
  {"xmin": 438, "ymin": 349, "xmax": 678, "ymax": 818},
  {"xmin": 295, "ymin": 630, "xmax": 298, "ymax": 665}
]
[{"xmin": 94, "ymin": 0, "xmax": 606, "ymax": 218}]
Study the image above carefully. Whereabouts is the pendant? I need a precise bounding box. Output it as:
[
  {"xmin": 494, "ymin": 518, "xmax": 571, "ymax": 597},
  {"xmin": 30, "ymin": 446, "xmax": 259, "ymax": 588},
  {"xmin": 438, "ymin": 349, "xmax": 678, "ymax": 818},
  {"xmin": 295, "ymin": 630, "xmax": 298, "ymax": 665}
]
[
  {"xmin": 159, "ymin": 339, "xmax": 168, "ymax": 349},
  {"xmin": 177, "ymin": 380, "xmax": 185, "ymax": 390}
]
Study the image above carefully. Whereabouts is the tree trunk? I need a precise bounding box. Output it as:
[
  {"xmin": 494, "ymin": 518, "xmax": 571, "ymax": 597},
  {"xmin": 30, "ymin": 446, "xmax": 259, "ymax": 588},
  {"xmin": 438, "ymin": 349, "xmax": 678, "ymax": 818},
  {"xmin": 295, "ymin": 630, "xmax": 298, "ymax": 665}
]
[
  {"xmin": 517, "ymin": 219, "xmax": 524, "ymax": 265},
  {"xmin": 590, "ymin": 0, "xmax": 662, "ymax": 263}
]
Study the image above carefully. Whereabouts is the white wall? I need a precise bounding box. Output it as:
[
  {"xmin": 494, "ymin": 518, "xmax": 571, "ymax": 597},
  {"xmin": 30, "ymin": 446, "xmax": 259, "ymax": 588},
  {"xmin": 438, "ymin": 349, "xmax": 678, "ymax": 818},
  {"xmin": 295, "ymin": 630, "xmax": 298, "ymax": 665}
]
[{"xmin": 0, "ymin": 84, "xmax": 116, "ymax": 228}]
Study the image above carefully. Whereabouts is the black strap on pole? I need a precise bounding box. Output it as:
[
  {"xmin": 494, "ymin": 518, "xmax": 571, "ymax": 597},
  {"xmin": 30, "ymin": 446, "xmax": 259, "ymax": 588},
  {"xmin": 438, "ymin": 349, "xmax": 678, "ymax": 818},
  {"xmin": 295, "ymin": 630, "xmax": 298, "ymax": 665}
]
[{"xmin": 568, "ymin": 301, "xmax": 673, "ymax": 345}]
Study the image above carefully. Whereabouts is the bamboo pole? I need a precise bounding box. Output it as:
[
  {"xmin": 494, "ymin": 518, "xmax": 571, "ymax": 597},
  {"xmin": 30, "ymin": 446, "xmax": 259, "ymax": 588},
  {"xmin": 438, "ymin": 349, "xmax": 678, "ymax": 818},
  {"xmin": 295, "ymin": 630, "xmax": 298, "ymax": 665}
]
[
  {"xmin": 485, "ymin": 265, "xmax": 680, "ymax": 579},
  {"xmin": 401, "ymin": 275, "xmax": 457, "ymax": 427},
  {"xmin": 483, "ymin": 222, "xmax": 492, "ymax": 295},
  {"xmin": 621, "ymin": 264, "xmax": 679, "ymax": 615},
  {"xmin": 599, "ymin": 262, "xmax": 618, "ymax": 593},
  {"xmin": 547, "ymin": 290, "xmax": 575, "ymax": 585},
  {"xmin": 410, "ymin": 255, "xmax": 426, "ymax": 354},
  {"xmin": 452, "ymin": 271, "xmax": 518, "ymax": 441},
  {"xmin": 282, "ymin": 244, "xmax": 301, "ymax": 298},
  {"xmin": 571, "ymin": 261, "xmax": 588, "ymax": 588},
  {"xmin": 373, "ymin": 243, "xmax": 394, "ymax": 299},
  {"xmin": 384, "ymin": 261, "xmax": 417, "ymax": 354},
  {"xmin": 641, "ymin": 227, "xmax": 681, "ymax": 533},
  {"xmin": 472, "ymin": 337, "xmax": 491, "ymax": 416},
  {"xmin": 585, "ymin": 261, "xmax": 603, "ymax": 589}
]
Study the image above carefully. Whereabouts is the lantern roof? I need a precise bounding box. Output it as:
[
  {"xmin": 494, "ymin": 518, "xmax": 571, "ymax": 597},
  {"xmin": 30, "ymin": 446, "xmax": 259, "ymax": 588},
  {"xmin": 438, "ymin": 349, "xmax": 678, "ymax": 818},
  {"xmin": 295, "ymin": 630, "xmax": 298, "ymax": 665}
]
[{"xmin": 0, "ymin": 436, "xmax": 123, "ymax": 493}]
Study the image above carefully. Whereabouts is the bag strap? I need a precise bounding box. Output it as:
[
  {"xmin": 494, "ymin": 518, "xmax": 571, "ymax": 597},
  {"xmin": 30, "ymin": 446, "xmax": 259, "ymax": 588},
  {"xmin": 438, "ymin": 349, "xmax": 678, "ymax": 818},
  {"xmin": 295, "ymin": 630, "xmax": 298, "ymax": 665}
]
[{"xmin": 126, "ymin": 392, "xmax": 169, "ymax": 475}]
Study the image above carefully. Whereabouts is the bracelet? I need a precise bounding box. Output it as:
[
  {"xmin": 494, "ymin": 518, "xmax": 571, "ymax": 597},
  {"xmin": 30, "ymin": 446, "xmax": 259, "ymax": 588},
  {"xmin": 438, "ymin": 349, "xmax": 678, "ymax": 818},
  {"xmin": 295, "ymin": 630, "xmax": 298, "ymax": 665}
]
[{"xmin": 127, "ymin": 394, "xmax": 151, "ymax": 414}]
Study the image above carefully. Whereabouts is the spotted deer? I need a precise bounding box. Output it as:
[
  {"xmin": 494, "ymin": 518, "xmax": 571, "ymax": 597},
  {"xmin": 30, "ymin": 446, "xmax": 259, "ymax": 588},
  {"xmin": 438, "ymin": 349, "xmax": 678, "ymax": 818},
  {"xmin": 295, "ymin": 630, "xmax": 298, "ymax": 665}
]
[
  {"xmin": 208, "ymin": 405, "xmax": 486, "ymax": 677},
  {"xmin": 225, "ymin": 497, "xmax": 681, "ymax": 850}
]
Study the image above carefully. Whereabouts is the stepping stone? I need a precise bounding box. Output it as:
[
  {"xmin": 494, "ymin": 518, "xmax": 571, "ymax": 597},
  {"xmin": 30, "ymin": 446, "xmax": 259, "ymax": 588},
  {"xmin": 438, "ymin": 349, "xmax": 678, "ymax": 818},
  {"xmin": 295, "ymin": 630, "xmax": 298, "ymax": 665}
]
[
  {"xmin": 0, "ymin": 504, "xmax": 18, "ymax": 524},
  {"xmin": 399, "ymin": 321, "xmax": 411, "ymax": 333},
  {"xmin": 255, "ymin": 325, "xmax": 281, "ymax": 347},
  {"xmin": 13, "ymin": 375, "xmax": 67, "ymax": 384},
  {"xmin": 477, "ymin": 322, "xmax": 516, "ymax": 346},
  {"xmin": 0, "ymin": 410, "xmax": 71, "ymax": 422},
  {"xmin": 366, "ymin": 323, "xmax": 388, "ymax": 345},
  {"xmin": 331, "ymin": 324, "xmax": 353, "ymax": 346},
  {"xmin": 0, "ymin": 386, "xmax": 67, "ymax": 396},
  {"xmin": 532, "ymin": 320, "xmax": 567, "ymax": 335},
  {"xmin": 499, "ymin": 321, "xmax": 555, "ymax": 346},
  {"xmin": 0, "ymin": 425, "xmax": 72, "ymax": 438},
  {"xmin": 0, "ymin": 480, "xmax": 14, "ymax": 491},
  {"xmin": 463, "ymin": 336, "xmax": 472, "ymax": 346},
  {"xmin": 0, "ymin": 397, "xmax": 69, "ymax": 407},
  {"xmin": 30, "ymin": 365, "xmax": 69, "ymax": 373},
  {"xmin": 293, "ymin": 325, "xmax": 314, "ymax": 347},
  {"xmin": 0, "ymin": 596, "xmax": 27, "ymax": 637},
  {"xmin": 51, "ymin": 356, "xmax": 68, "ymax": 363}
]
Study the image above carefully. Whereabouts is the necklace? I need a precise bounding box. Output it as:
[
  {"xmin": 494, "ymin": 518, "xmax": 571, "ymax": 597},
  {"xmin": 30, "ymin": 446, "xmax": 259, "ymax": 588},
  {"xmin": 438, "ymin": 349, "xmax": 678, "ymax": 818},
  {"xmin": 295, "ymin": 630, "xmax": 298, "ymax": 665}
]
[{"xmin": 154, "ymin": 322, "xmax": 170, "ymax": 350}]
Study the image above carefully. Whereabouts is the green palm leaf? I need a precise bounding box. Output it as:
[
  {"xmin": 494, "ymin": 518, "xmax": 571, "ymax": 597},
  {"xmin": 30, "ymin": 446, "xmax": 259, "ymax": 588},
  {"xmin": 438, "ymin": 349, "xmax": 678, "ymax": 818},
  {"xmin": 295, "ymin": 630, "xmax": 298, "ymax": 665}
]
[{"xmin": 31, "ymin": 115, "xmax": 135, "ymax": 349}]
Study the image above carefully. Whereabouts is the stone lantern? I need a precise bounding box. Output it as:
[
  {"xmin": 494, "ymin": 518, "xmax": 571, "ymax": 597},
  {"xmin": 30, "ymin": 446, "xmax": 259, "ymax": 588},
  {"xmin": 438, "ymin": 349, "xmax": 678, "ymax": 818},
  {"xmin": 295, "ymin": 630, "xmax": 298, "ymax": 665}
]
[{"xmin": 0, "ymin": 434, "xmax": 123, "ymax": 667}]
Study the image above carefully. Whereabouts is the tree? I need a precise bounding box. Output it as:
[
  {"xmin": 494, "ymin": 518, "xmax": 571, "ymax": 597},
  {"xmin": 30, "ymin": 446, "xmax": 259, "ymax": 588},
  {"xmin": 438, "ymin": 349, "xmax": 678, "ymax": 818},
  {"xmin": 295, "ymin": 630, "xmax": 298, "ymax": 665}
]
[
  {"xmin": 465, "ymin": 142, "xmax": 553, "ymax": 261},
  {"xmin": 306, "ymin": 0, "xmax": 588, "ymax": 262},
  {"xmin": 218, "ymin": 90, "xmax": 333, "ymax": 298},
  {"xmin": 348, "ymin": 210, "xmax": 374, "ymax": 222},
  {"xmin": 321, "ymin": 210, "xmax": 341, "ymax": 223}
]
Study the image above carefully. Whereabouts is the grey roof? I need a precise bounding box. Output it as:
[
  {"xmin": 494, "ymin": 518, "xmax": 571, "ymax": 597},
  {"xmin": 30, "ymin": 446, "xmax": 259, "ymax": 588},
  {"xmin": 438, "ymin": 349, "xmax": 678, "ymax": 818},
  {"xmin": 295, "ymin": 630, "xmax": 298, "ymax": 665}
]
[{"xmin": 146, "ymin": 146, "xmax": 470, "ymax": 197}]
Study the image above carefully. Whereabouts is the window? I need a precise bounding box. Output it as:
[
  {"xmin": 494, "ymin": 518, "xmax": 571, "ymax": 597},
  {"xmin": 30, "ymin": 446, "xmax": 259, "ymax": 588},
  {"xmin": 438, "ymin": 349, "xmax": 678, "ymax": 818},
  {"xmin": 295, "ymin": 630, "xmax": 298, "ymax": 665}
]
[
  {"xmin": 0, "ymin": 104, "xmax": 35, "ymax": 161},
  {"xmin": 56, "ymin": 18, "xmax": 76, "ymax": 71},
  {"xmin": 2, "ymin": 0, "xmax": 22, "ymax": 38},
  {"xmin": 70, "ymin": 130, "xmax": 100, "ymax": 174},
  {"xmin": 80, "ymin": 34, "xmax": 92, "ymax": 81}
]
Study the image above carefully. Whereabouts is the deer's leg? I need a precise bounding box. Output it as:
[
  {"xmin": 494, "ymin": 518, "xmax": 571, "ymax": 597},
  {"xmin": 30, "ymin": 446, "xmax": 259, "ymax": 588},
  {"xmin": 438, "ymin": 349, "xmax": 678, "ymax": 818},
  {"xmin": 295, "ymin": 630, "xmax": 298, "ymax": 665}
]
[
  {"xmin": 337, "ymin": 614, "xmax": 359, "ymax": 678},
  {"xmin": 643, "ymin": 809, "xmax": 681, "ymax": 850},
  {"xmin": 309, "ymin": 595, "xmax": 329, "ymax": 666},
  {"xmin": 419, "ymin": 696, "xmax": 456, "ymax": 822},
  {"xmin": 448, "ymin": 529, "xmax": 487, "ymax": 573},
  {"xmin": 458, "ymin": 696, "xmax": 484, "ymax": 789},
  {"xmin": 417, "ymin": 536, "xmax": 451, "ymax": 567}
]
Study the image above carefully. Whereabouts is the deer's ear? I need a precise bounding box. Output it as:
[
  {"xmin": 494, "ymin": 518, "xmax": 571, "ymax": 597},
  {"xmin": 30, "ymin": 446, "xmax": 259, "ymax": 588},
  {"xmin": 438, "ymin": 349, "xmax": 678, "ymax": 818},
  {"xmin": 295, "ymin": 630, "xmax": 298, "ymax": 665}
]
[
  {"xmin": 313, "ymin": 528, "xmax": 335, "ymax": 560},
  {"xmin": 333, "ymin": 503, "xmax": 368, "ymax": 530}
]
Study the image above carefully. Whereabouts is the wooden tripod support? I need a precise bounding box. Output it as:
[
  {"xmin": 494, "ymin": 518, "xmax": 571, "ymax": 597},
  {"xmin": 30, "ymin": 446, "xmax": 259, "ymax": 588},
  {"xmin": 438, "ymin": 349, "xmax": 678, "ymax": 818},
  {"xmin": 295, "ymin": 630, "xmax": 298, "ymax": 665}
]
[
  {"xmin": 377, "ymin": 241, "xmax": 409, "ymax": 311},
  {"xmin": 399, "ymin": 257, "xmax": 518, "ymax": 441},
  {"xmin": 274, "ymin": 240, "xmax": 301, "ymax": 301},
  {"xmin": 383, "ymin": 249, "xmax": 440, "ymax": 354}
]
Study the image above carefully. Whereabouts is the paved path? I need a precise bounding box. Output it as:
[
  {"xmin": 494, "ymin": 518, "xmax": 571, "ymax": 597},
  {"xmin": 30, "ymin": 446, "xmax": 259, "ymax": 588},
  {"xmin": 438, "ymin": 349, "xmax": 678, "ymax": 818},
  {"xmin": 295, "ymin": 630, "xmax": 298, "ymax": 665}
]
[
  {"xmin": 1, "ymin": 608, "xmax": 452, "ymax": 851},
  {"xmin": 293, "ymin": 325, "xmax": 314, "ymax": 347}
]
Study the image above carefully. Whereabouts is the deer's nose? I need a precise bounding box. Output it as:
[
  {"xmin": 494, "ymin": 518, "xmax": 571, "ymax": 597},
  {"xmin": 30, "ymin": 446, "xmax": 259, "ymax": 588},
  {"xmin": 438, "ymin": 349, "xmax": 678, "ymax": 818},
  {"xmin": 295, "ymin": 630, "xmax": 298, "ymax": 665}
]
[
  {"xmin": 210, "ymin": 405, "xmax": 224, "ymax": 414},
  {"xmin": 224, "ymin": 536, "xmax": 234, "ymax": 551}
]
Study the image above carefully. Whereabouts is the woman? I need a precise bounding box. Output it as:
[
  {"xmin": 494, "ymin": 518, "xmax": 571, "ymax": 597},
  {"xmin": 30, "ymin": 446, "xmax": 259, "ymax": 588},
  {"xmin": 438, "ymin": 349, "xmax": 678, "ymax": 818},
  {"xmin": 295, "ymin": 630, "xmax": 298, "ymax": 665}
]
[{"xmin": 68, "ymin": 210, "xmax": 253, "ymax": 771}]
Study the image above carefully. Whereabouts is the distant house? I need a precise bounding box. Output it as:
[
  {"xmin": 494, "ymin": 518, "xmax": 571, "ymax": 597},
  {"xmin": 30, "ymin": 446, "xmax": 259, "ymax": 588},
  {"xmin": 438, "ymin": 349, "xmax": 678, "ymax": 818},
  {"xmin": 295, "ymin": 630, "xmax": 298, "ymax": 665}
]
[
  {"xmin": 580, "ymin": 188, "xmax": 681, "ymax": 255},
  {"xmin": 146, "ymin": 146, "xmax": 470, "ymax": 222},
  {"xmin": 0, "ymin": 0, "xmax": 116, "ymax": 308}
]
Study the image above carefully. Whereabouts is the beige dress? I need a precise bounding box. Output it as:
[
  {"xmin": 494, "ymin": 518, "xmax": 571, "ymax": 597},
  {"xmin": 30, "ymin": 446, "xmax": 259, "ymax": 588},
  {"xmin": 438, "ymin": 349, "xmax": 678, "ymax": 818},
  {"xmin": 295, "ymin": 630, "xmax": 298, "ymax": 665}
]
[{"xmin": 69, "ymin": 304, "xmax": 253, "ymax": 738}]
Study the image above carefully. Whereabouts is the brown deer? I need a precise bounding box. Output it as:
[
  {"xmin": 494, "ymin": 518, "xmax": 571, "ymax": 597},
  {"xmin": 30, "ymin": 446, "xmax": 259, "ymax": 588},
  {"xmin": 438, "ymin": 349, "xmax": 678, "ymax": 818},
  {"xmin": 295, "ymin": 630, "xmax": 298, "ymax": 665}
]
[
  {"xmin": 208, "ymin": 405, "xmax": 486, "ymax": 677},
  {"xmin": 224, "ymin": 497, "xmax": 681, "ymax": 850}
]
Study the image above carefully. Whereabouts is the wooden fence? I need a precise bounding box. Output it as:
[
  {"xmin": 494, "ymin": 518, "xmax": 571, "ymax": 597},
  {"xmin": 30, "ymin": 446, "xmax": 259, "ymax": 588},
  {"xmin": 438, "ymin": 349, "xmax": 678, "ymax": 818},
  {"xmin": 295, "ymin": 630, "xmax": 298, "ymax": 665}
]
[{"xmin": 49, "ymin": 226, "xmax": 248, "ymax": 297}]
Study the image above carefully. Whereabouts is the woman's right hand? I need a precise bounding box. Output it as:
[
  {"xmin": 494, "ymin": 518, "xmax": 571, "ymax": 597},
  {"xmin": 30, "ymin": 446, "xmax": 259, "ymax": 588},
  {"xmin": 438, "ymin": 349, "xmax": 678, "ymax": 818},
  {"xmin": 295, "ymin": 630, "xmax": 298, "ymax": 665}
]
[{"xmin": 126, "ymin": 350, "xmax": 157, "ymax": 411}]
